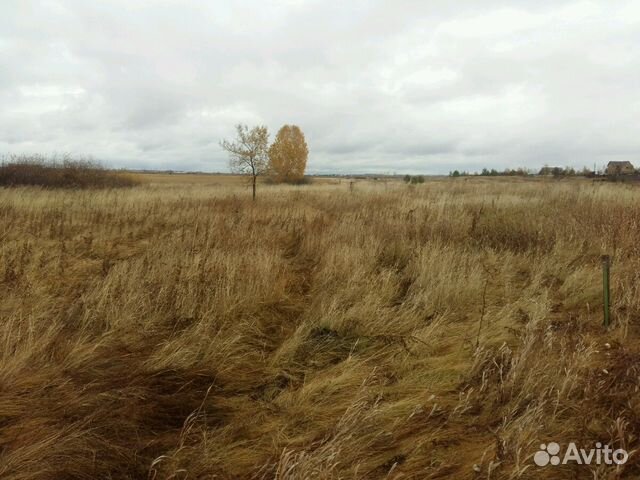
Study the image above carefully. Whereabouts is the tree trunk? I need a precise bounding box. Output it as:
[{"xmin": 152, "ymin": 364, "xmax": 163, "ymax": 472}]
[{"xmin": 252, "ymin": 175, "xmax": 256, "ymax": 201}]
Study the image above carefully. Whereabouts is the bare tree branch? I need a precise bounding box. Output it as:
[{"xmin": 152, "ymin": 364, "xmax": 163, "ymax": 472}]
[{"xmin": 220, "ymin": 124, "xmax": 269, "ymax": 200}]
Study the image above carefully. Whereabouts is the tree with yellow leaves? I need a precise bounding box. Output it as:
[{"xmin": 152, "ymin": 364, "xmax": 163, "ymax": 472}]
[{"xmin": 268, "ymin": 125, "xmax": 308, "ymax": 183}]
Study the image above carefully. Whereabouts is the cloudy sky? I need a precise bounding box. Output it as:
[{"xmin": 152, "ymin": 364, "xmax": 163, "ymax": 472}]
[{"xmin": 1, "ymin": 1, "xmax": 639, "ymax": 174}]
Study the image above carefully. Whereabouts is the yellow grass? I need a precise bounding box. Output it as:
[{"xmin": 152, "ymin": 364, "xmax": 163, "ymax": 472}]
[
  {"xmin": 0, "ymin": 177, "xmax": 639, "ymax": 479},
  {"xmin": 128, "ymin": 172, "xmax": 339, "ymax": 187},
  {"xmin": 130, "ymin": 172, "xmax": 250, "ymax": 186}
]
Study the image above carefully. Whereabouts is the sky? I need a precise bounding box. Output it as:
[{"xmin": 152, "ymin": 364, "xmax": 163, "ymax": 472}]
[{"xmin": 1, "ymin": 1, "xmax": 639, "ymax": 174}]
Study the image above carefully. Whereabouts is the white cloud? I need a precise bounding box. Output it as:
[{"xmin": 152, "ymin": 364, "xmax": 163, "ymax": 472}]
[{"xmin": 0, "ymin": 0, "xmax": 639, "ymax": 173}]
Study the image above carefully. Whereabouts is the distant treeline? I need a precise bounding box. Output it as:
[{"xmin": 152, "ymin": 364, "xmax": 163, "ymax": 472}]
[
  {"xmin": 403, "ymin": 174, "xmax": 425, "ymax": 184},
  {"xmin": 449, "ymin": 166, "xmax": 597, "ymax": 177}
]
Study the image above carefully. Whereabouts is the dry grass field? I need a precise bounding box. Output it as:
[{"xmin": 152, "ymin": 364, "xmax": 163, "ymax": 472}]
[
  {"xmin": 129, "ymin": 172, "xmax": 250, "ymax": 187},
  {"xmin": 1, "ymin": 176, "xmax": 639, "ymax": 479},
  {"xmin": 127, "ymin": 172, "xmax": 339, "ymax": 187}
]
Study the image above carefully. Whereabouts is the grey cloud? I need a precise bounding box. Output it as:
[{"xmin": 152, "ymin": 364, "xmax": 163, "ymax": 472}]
[{"xmin": 0, "ymin": 0, "xmax": 639, "ymax": 173}]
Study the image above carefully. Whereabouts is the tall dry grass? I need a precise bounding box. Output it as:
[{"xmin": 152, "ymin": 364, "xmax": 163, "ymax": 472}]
[{"xmin": 0, "ymin": 177, "xmax": 638, "ymax": 479}]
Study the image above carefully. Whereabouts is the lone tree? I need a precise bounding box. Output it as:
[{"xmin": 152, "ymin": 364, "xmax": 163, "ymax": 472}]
[
  {"xmin": 221, "ymin": 124, "xmax": 269, "ymax": 200},
  {"xmin": 268, "ymin": 125, "xmax": 308, "ymax": 183}
]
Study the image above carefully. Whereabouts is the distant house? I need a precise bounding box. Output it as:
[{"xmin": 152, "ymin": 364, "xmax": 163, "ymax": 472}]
[{"xmin": 606, "ymin": 161, "xmax": 635, "ymax": 176}]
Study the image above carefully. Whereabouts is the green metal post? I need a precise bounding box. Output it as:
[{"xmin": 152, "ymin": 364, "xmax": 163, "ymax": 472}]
[{"xmin": 602, "ymin": 255, "xmax": 610, "ymax": 328}]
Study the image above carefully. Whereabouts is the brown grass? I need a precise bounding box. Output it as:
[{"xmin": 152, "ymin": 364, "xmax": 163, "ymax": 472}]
[
  {"xmin": 128, "ymin": 172, "xmax": 336, "ymax": 188},
  {"xmin": 0, "ymin": 155, "xmax": 139, "ymax": 189},
  {"xmin": 0, "ymin": 177, "xmax": 639, "ymax": 479}
]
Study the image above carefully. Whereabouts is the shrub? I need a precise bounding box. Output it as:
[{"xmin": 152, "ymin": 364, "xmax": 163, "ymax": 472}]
[{"xmin": 0, "ymin": 155, "xmax": 139, "ymax": 189}]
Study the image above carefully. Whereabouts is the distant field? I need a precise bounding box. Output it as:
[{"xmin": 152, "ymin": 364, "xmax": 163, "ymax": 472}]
[
  {"xmin": 129, "ymin": 172, "xmax": 345, "ymax": 187},
  {"xmin": 130, "ymin": 172, "xmax": 250, "ymax": 186},
  {"xmin": 1, "ymin": 177, "xmax": 639, "ymax": 479}
]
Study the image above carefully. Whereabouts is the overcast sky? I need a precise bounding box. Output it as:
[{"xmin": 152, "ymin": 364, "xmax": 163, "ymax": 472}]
[{"xmin": 1, "ymin": 1, "xmax": 639, "ymax": 174}]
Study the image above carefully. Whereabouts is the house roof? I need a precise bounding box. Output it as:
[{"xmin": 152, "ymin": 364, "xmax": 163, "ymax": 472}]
[{"xmin": 607, "ymin": 161, "xmax": 634, "ymax": 167}]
